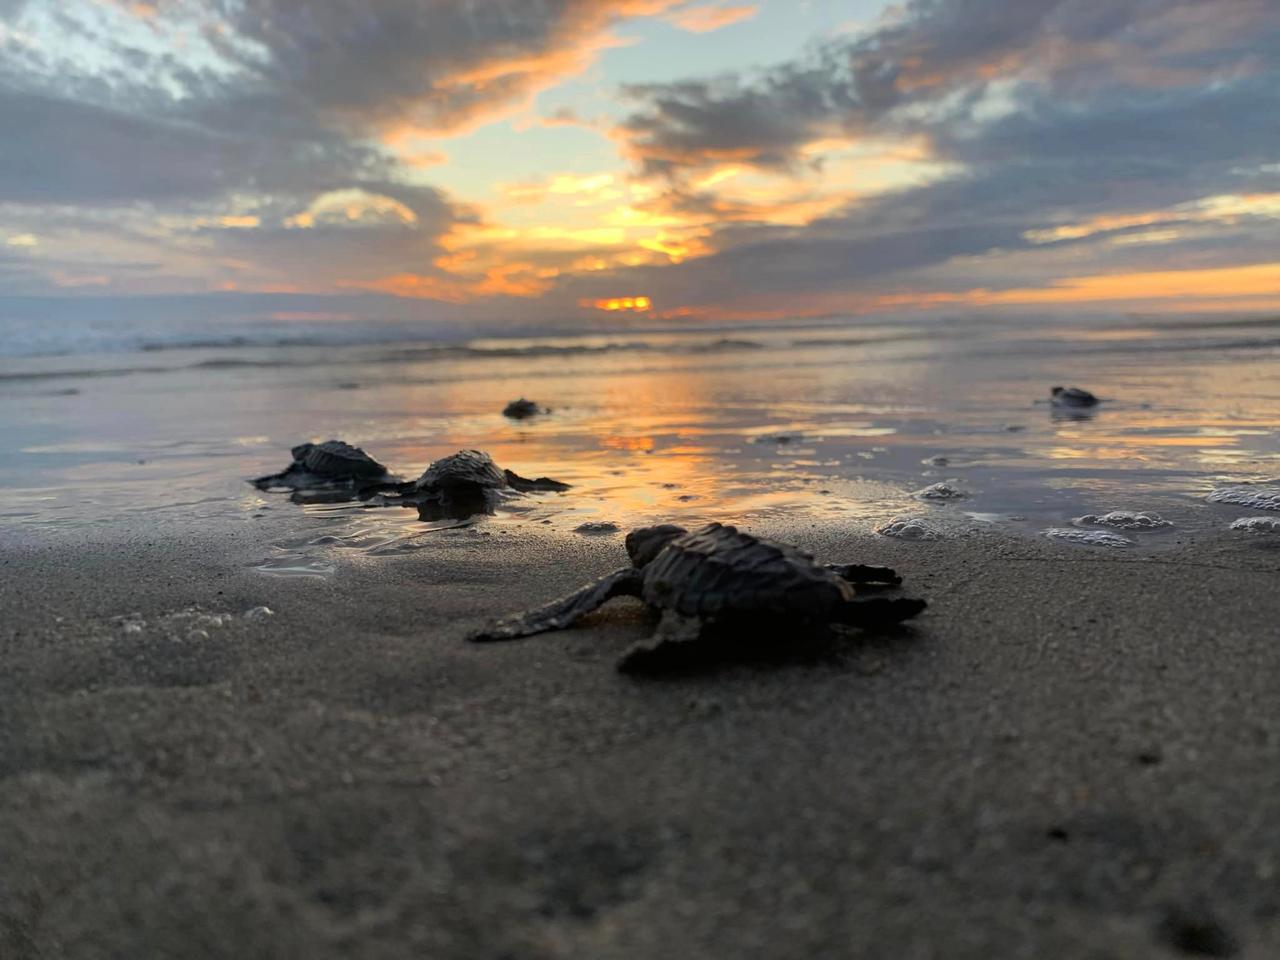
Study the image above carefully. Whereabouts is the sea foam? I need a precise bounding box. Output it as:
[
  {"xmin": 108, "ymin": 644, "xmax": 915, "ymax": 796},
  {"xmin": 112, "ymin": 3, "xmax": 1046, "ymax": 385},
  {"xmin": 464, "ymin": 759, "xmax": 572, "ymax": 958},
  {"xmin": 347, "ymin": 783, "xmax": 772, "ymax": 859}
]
[
  {"xmin": 875, "ymin": 516, "xmax": 942, "ymax": 541},
  {"xmin": 1206, "ymin": 486, "xmax": 1280, "ymax": 511},
  {"xmin": 1045, "ymin": 528, "xmax": 1134, "ymax": 548},
  {"xmin": 1073, "ymin": 510, "xmax": 1172, "ymax": 531}
]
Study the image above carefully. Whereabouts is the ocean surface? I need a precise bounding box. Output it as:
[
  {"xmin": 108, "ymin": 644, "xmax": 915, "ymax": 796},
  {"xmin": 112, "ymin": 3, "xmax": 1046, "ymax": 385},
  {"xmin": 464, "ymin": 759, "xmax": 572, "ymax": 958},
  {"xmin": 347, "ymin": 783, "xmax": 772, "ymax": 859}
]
[{"xmin": 3, "ymin": 311, "xmax": 1279, "ymax": 569}]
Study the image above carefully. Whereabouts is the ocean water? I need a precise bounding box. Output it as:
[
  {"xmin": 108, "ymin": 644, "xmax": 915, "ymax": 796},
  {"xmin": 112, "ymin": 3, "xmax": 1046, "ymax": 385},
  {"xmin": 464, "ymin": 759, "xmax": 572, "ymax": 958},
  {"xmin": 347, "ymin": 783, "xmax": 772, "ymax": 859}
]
[{"xmin": 2, "ymin": 312, "xmax": 1279, "ymax": 566}]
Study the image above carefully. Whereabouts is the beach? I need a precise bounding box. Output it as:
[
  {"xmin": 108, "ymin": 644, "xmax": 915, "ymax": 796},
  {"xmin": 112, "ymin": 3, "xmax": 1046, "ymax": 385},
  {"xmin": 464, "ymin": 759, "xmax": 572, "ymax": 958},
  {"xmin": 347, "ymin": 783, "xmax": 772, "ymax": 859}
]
[
  {"xmin": 5, "ymin": 519, "xmax": 1280, "ymax": 958},
  {"xmin": 3, "ymin": 314, "xmax": 1280, "ymax": 957}
]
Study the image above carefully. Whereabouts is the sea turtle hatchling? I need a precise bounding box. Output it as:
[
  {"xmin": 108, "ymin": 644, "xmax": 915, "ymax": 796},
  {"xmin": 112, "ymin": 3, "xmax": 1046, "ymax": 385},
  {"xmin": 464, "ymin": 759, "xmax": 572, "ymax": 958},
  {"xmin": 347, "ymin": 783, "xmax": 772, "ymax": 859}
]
[
  {"xmin": 398, "ymin": 449, "xmax": 570, "ymax": 518},
  {"xmin": 1050, "ymin": 386, "xmax": 1100, "ymax": 407},
  {"xmin": 502, "ymin": 398, "xmax": 545, "ymax": 419},
  {"xmin": 471, "ymin": 522, "xmax": 926, "ymax": 673},
  {"xmin": 253, "ymin": 440, "xmax": 393, "ymax": 500}
]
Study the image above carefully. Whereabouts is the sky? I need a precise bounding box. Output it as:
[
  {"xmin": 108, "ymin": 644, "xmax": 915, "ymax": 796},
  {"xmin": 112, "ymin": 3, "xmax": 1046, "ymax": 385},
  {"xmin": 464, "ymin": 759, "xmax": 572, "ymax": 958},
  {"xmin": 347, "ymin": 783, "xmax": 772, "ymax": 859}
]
[{"xmin": 2, "ymin": 0, "xmax": 1279, "ymax": 332}]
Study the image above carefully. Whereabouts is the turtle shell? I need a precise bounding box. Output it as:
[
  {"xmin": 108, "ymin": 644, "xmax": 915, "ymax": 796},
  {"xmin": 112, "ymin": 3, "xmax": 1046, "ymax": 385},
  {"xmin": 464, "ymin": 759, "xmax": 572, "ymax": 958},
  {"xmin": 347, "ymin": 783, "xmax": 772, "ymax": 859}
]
[
  {"xmin": 414, "ymin": 449, "xmax": 508, "ymax": 492},
  {"xmin": 290, "ymin": 440, "xmax": 388, "ymax": 480},
  {"xmin": 503, "ymin": 398, "xmax": 542, "ymax": 419},
  {"xmin": 640, "ymin": 522, "xmax": 852, "ymax": 619},
  {"xmin": 1050, "ymin": 386, "xmax": 1099, "ymax": 406}
]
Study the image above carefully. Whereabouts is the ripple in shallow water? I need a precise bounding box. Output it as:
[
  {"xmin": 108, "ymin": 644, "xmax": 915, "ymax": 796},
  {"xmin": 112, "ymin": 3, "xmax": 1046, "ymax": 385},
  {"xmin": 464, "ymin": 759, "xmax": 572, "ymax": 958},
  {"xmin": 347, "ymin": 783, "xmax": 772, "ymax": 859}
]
[
  {"xmin": 1045, "ymin": 528, "xmax": 1134, "ymax": 548},
  {"xmin": 1230, "ymin": 516, "xmax": 1280, "ymax": 534},
  {"xmin": 254, "ymin": 557, "xmax": 337, "ymax": 577},
  {"xmin": 1074, "ymin": 510, "xmax": 1172, "ymax": 531},
  {"xmin": 875, "ymin": 516, "xmax": 942, "ymax": 541},
  {"xmin": 1206, "ymin": 486, "xmax": 1280, "ymax": 511}
]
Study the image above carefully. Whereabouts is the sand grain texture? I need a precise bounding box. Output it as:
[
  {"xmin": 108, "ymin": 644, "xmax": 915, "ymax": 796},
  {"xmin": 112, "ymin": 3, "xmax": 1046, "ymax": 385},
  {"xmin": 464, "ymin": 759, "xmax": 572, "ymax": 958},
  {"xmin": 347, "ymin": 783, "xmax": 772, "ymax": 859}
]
[{"xmin": 3, "ymin": 524, "xmax": 1280, "ymax": 959}]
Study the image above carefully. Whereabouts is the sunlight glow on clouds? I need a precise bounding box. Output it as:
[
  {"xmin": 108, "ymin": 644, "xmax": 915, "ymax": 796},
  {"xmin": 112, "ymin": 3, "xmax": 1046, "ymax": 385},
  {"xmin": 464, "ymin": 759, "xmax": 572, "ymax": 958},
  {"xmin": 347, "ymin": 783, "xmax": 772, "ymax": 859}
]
[{"xmin": 2, "ymin": 0, "xmax": 1279, "ymax": 321}]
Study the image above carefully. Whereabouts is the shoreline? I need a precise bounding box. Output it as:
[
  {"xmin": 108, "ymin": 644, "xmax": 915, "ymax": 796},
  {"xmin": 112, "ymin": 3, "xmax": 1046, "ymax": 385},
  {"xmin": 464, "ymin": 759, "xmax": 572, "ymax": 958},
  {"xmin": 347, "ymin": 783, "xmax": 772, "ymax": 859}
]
[{"xmin": 4, "ymin": 519, "xmax": 1280, "ymax": 957}]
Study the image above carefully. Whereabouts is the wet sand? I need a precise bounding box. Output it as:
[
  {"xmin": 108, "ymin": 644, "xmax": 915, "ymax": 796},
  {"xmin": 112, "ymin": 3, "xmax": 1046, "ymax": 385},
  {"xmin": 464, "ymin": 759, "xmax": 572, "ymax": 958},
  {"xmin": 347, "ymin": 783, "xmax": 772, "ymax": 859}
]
[{"xmin": 4, "ymin": 519, "xmax": 1280, "ymax": 959}]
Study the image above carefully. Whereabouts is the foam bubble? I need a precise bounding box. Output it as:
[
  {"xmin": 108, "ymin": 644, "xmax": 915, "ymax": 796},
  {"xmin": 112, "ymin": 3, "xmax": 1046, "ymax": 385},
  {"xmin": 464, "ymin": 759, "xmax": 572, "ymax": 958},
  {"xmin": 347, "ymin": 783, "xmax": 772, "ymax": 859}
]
[
  {"xmin": 1045, "ymin": 528, "xmax": 1134, "ymax": 548},
  {"xmin": 1074, "ymin": 511, "xmax": 1172, "ymax": 531},
  {"xmin": 1230, "ymin": 516, "xmax": 1280, "ymax": 534},
  {"xmin": 912, "ymin": 482, "xmax": 968, "ymax": 501},
  {"xmin": 875, "ymin": 516, "xmax": 942, "ymax": 540},
  {"xmin": 1206, "ymin": 486, "xmax": 1280, "ymax": 511}
]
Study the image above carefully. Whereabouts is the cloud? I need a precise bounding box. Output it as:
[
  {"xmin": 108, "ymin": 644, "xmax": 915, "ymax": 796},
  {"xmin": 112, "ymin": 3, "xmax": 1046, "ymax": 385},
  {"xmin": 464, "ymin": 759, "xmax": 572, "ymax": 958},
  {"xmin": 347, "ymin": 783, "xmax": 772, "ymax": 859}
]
[
  {"xmin": 617, "ymin": 0, "xmax": 1280, "ymax": 180},
  {"xmin": 0, "ymin": 0, "xmax": 697, "ymax": 298},
  {"xmin": 663, "ymin": 3, "xmax": 758, "ymax": 34},
  {"xmin": 552, "ymin": 0, "xmax": 1276, "ymax": 318},
  {"xmin": 107, "ymin": 0, "xmax": 689, "ymax": 138},
  {"xmin": 3, "ymin": 0, "xmax": 1279, "ymax": 316}
]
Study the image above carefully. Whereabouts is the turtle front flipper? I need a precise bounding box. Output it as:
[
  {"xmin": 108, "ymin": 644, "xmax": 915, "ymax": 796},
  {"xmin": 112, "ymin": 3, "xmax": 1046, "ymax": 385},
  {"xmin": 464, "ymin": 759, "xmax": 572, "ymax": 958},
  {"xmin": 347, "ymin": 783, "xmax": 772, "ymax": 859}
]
[
  {"xmin": 469, "ymin": 567, "xmax": 643, "ymax": 642},
  {"xmin": 834, "ymin": 595, "xmax": 926, "ymax": 629},
  {"xmin": 616, "ymin": 611, "xmax": 705, "ymax": 674},
  {"xmin": 825, "ymin": 563, "xmax": 902, "ymax": 586}
]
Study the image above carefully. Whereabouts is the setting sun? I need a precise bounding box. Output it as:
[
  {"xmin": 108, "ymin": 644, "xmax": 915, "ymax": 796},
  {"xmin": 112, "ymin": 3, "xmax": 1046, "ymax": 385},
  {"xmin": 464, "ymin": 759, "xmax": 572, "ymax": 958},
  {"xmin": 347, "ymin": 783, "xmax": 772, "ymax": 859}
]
[{"xmin": 584, "ymin": 295, "xmax": 653, "ymax": 312}]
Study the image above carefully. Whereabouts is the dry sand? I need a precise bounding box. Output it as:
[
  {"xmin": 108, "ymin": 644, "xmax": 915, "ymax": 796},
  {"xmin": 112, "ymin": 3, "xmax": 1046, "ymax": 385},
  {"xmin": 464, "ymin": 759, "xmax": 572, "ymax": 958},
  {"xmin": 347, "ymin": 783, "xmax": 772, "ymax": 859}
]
[{"xmin": 3, "ymin": 519, "xmax": 1280, "ymax": 958}]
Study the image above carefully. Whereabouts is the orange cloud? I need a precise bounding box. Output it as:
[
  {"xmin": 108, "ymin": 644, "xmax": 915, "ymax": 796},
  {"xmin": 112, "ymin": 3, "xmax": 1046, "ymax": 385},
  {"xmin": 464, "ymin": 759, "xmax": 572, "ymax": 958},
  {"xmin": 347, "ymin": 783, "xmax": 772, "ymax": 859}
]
[
  {"xmin": 973, "ymin": 261, "xmax": 1280, "ymax": 305},
  {"xmin": 664, "ymin": 3, "xmax": 758, "ymax": 33}
]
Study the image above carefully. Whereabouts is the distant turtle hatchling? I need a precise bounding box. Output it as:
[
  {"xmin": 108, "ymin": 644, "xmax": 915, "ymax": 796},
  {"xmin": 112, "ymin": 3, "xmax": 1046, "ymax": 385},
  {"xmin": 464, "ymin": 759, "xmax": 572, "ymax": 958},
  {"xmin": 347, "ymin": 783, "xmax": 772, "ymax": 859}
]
[
  {"xmin": 1050, "ymin": 385, "xmax": 1100, "ymax": 407},
  {"xmin": 472, "ymin": 522, "xmax": 926, "ymax": 673},
  {"xmin": 253, "ymin": 443, "xmax": 569, "ymax": 516},
  {"xmin": 502, "ymin": 398, "xmax": 546, "ymax": 419},
  {"xmin": 253, "ymin": 440, "xmax": 394, "ymax": 501},
  {"xmin": 400, "ymin": 448, "xmax": 570, "ymax": 518}
]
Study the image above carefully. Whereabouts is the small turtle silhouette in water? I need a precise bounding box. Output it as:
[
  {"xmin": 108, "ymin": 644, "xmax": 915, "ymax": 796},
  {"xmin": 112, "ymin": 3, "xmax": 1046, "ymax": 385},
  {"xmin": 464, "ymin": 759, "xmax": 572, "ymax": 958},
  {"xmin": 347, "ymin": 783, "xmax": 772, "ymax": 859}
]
[
  {"xmin": 402, "ymin": 449, "xmax": 569, "ymax": 519},
  {"xmin": 503, "ymin": 398, "xmax": 545, "ymax": 419},
  {"xmin": 1050, "ymin": 386, "xmax": 1100, "ymax": 407},
  {"xmin": 471, "ymin": 522, "xmax": 926, "ymax": 673},
  {"xmin": 253, "ymin": 440, "xmax": 395, "ymax": 502}
]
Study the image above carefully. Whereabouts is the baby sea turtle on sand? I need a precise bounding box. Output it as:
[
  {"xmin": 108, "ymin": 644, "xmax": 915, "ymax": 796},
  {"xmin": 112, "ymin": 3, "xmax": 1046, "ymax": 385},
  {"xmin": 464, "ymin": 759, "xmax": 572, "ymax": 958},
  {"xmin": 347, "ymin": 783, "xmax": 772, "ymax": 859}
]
[
  {"xmin": 503, "ymin": 398, "xmax": 545, "ymax": 419},
  {"xmin": 472, "ymin": 522, "xmax": 926, "ymax": 673},
  {"xmin": 1050, "ymin": 386, "xmax": 1100, "ymax": 407},
  {"xmin": 253, "ymin": 440, "xmax": 393, "ymax": 501},
  {"xmin": 255, "ymin": 443, "xmax": 569, "ymax": 516},
  {"xmin": 402, "ymin": 449, "xmax": 570, "ymax": 519}
]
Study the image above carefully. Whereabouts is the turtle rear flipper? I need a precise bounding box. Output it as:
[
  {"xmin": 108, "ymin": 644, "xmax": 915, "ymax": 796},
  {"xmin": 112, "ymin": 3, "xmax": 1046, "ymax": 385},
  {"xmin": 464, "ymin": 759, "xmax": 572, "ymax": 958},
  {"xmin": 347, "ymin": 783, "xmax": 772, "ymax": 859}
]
[
  {"xmin": 469, "ymin": 567, "xmax": 643, "ymax": 642},
  {"xmin": 504, "ymin": 469, "xmax": 571, "ymax": 492},
  {"xmin": 616, "ymin": 611, "xmax": 705, "ymax": 674},
  {"xmin": 825, "ymin": 563, "xmax": 902, "ymax": 586},
  {"xmin": 834, "ymin": 596, "xmax": 926, "ymax": 629}
]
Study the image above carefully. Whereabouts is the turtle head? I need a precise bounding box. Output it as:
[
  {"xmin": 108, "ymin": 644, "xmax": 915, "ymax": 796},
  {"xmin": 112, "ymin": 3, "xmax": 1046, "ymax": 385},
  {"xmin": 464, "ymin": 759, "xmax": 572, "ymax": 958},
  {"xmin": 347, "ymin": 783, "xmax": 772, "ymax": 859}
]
[{"xmin": 625, "ymin": 524, "xmax": 687, "ymax": 568}]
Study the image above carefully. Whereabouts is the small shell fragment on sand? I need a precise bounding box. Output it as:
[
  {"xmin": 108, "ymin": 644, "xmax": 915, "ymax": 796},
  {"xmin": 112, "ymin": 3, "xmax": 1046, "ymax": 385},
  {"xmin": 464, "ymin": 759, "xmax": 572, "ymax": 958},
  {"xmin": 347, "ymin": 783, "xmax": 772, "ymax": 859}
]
[
  {"xmin": 1074, "ymin": 510, "xmax": 1172, "ymax": 531},
  {"xmin": 1045, "ymin": 527, "xmax": 1134, "ymax": 548},
  {"xmin": 875, "ymin": 516, "xmax": 942, "ymax": 541}
]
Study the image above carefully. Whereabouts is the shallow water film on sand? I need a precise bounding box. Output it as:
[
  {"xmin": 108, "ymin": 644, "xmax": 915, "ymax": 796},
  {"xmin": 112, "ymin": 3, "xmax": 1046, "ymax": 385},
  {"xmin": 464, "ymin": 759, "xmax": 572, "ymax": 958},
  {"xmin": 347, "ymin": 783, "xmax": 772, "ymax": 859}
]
[{"xmin": 3, "ymin": 311, "xmax": 1280, "ymax": 564}]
